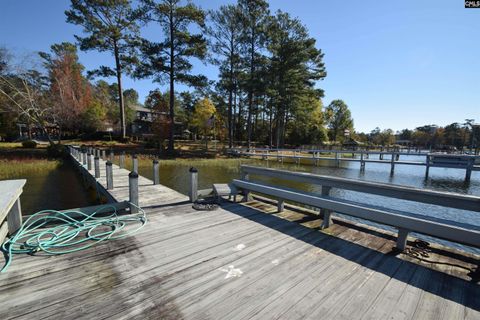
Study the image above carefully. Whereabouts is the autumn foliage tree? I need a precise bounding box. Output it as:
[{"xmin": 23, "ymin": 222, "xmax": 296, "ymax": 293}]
[{"xmin": 39, "ymin": 42, "xmax": 91, "ymax": 141}]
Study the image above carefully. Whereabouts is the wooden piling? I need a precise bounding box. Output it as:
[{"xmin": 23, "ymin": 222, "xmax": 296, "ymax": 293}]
[
  {"xmin": 153, "ymin": 159, "xmax": 160, "ymax": 185},
  {"xmin": 390, "ymin": 152, "xmax": 395, "ymax": 175},
  {"xmin": 129, "ymin": 171, "xmax": 139, "ymax": 213},
  {"xmin": 425, "ymin": 155, "xmax": 430, "ymax": 179},
  {"xmin": 189, "ymin": 167, "xmax": 198, "ymax": 203},
  {"xmin": 94, "ymin": 156, "xmax": 100, "ymax": 178},
  {"xmin": 106, "ymin": 161, "xmax": 113, "ymax": 190},
  {"xmin": 132, "ymin": 155, "xmax": 138, "ymax": 173},
  {"xmin": 119, "ymin": 151, "xmax": 125, "ymax": 169},
  {"xmin": 87, "ymin": 153, "xmax": 92, "ymax": 170}
]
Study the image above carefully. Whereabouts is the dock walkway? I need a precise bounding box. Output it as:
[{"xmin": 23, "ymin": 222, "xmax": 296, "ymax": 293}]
[{"xmin": 0, "ymin": 150, "xmax": 479, "ymax": 319}]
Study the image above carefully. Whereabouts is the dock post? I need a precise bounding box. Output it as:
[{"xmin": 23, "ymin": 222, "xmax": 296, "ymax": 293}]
[
  {"xmin": 188, "ymin": 167, "xmax": 198, "ymax": 203},
  {"xmin": 101, "ymin": 149, "xmax": 106, "ymax": 160},
  {"xmin": 277, "ymin": 199, "xmax": 284, "ymax": 213},
  {"xmin": 335, "ymin": 152, "xmax": 339, "ymax": 167},
  {"xmin": 425, "ymin": 155, "xmax": 430, "ymax": 179},
  {"xmin": 109, "ymin": 149, "xmax": 114, "ymax": 162},
  {"xmin": 94, "ymin": 156, "xmax": 100, "ymax": 178},
  {"xmin": 390, "ymin": 152, "xmax": 395, "ymax": 175},
  {"xmin": 82, "ymin": 151, "xmax": 87, "ymax": 166},
  {"xmin": 106, "ymin": 161, "xmax": 113, "ymax": 190},
  {"xmin": 153, "ymin": 159, "xmax": 160, "ymax": 185},
  {"xmin": 132, "ymin": 154, "xmax": 138, "ymax": 173},
  {"xmin": 380, "ymin": 147, "xmax": 384, "ymax": 160},
  {"xmin": 119, "ymin": 151, "xmax": 125, "ymax": 169},
  {"xmin": 87, "ymin": 153, "xmax": 92, "ymax": 170},
  {"xmin": 320, "ymin": 186, "xmax": 333, "ymax": 229},
  {"xmin": 360, "ymin": 152, "xmax": 365, "ymax": 171},
  {"xmin": 129, "ymin": 171, "xmax": 139, "ymax": 213}
]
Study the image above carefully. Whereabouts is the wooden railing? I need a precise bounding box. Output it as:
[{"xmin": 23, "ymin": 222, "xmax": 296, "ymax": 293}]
[
  {"xmin": 233, "ymin": 165, "xmax": 480, "ymax": 251},
  {"xmin": 0, "ymin": 180, "xmax": 25, "ymax": 244}
]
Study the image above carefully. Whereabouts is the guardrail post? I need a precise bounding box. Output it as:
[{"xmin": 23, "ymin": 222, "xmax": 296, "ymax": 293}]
[
  {"xmin": 132, "ymin": 154, "xmax": 138, "ymax": 173},
  {"xmin": 7, "ymin": 198, "xmax": 23, "ymax": 235},
  {"xmin": 320, "ymin": 186, "xmax": 333, "ymax": 229},
  {"xmin": 277, "ymin": 199, "xmax": 284, "ymax": 212},
  {"xmin": 87, "ymin": 152, "xmax": 92, "ymax": 170},
  {"xmin": 94, "ymin": 156, "xmax": 100, "ymax": 178},
  {"xmin": 396, "ymin": 228, "xmax": 409, "ymax": 251},
  {"xmin": 119, "ymin": 151, "xmax": 125, "ymax": 169},
  {"xmin": 153, "ymin": 159, "xmax": 160, "ymax": 185},
  {"xmin": 189, "ymin": 167, "xmax": 198, "ymax": 202},
  {"xmin": 106, "ymin": 161, "xmax": 113, "ymax": 190},
  {"xmin": 129, "ymin": 171, "xmax": 139, "ymax": 213},
  {"xmin": 390, "ymin": 152, "xmax": 395, "ymax": 175}
]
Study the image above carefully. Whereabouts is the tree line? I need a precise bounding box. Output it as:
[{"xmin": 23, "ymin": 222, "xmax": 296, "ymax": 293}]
[{"xmin": 0, "ymin": 0, "xmax": 476, "ymax": 154}]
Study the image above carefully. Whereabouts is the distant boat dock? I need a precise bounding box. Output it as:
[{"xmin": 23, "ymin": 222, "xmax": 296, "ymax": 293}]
[{"xmin": 229, "ymin": 147, "xmax": 480, "ymax": 181}]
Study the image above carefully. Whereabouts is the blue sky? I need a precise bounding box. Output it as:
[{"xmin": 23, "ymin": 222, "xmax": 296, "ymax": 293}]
[{"xmin": 1, "ymin": 0, "xmax": 479, "ymax": 132}]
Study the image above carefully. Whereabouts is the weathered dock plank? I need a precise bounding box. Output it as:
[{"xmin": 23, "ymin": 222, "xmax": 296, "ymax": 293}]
[{"xmin": 0, "ymin": 199, "xmax": 479, "ymax": 320}]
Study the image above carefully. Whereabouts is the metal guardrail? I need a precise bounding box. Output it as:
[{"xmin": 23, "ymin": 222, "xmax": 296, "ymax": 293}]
[{"xmin": 233, "ymin": 165, "xmax": 480, "ymax": 251}]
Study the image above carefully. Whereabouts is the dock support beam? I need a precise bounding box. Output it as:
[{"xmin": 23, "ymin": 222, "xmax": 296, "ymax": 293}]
[
  {"xmin": 106, "ymin": 161, "xmax": 113, "ymax": 190},
  {"xmin": 94, "ymin": 156, "xmax": 100, "ymax": 178},
  {"xmin": 189, "ymin": 167, "xmax": 198, "ymax": 203},
  {"xmin": 129, "ymin": 171, "xmax": 139, "ymax": 213},
  {"xmin": 153, "ymin": 159, "xmax": 160, "ymax": 185},
  {"xmin": 132, "ymin": 155, "xmax": 138, "ymax": 173},
  {"xmin": 320, "ymin": 186, "xmax": 333, "ymax": 229}
]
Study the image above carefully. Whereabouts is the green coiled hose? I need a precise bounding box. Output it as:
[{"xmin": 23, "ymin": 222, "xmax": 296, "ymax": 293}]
[{"xmin": 1, "ymin": 203, "xmax": 146, "ymax": 273}]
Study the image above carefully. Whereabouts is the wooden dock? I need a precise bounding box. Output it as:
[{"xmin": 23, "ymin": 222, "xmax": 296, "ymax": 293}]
[
  {"xmin": 0, "ymin": 148, "xmax": 479, "ymax": 319},
  {"xmin": 229, "ymin": 148, "xmax": 480, "ymax": 181}
]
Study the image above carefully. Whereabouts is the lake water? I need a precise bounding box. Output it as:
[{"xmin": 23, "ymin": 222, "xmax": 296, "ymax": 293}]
[{"xmin": 6, "ymin": 155, "xmax": 480, "ymax": 253}]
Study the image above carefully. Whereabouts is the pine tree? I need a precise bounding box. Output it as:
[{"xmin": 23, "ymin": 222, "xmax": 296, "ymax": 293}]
[
  {"xmin": 65, "ymin": 0, "xmax": 143, "ymax": 139},
  {"xmin": 138, "ymin": 0, "xmax": 207, "ymax": 153}
]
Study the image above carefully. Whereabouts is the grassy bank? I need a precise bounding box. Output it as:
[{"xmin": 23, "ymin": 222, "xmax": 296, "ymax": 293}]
[{"xmin": 0, "ymin": 159, "xmax": 61, "ymax": 179}]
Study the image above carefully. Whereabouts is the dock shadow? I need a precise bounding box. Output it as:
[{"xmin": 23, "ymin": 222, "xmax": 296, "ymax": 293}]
[{"xmin": 222, "ymin": 202, "xmax": 480, "ymax": 312}]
